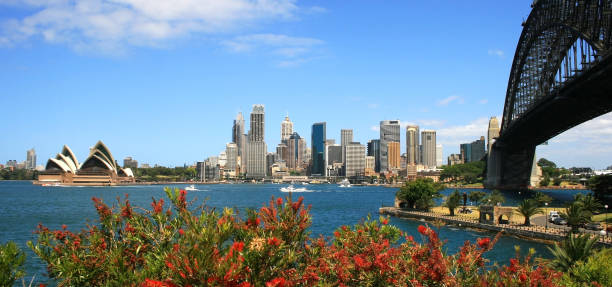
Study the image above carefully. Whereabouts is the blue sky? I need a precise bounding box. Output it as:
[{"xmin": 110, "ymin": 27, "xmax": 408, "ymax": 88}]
[{"xmin": 1, "ymin": 0, "xmax": 610, "ymax": 169}]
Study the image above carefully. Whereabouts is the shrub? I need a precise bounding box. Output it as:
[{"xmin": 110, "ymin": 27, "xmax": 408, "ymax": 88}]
[{"xmin": 0, "ymin": 241, "xmax": 26, "ymax": 286}]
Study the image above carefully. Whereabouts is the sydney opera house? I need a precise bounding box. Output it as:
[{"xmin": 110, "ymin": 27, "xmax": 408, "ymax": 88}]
[{"xmin": 37, "ymin": 141, "xmax": 135, "ymax": 186}]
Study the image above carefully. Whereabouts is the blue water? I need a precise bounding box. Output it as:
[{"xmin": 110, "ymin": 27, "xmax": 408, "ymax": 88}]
[{"xmin": 0, "ymin": 181, "xmax": 586, "ymax": 285}]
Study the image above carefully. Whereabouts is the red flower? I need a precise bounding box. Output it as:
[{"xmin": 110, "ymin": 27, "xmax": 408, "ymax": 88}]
[
  {"xmin": 268, "ymin": 237, "xmax": 281, "ymax": 246},
  {"xmin": 276, "ymin": 197, "xmax": 283, "ymax": 206},
  {"xmin": 353, "ymin": 255, "xmax": 372, "ymax": 269},
  {"xmin": 141, "ymin": 279, "xmax": 177, "ymax": 287},
  {"xmin": 61, "ymin": 224, "xmax": 67, "ymax": 230},
  {"xmin": 519, "ymin": 273, "xmax": 527, "ymax": 282},
  {"xmin": 382, "ymin": 218, "xmax": 389, "ymax": 225},
  {"xmin": 151, "ymin": 199, "xmax": 164, "ymax": 214},
  {"xmin": 265, "ymin": 277, "xmax": 286, "ymax": 287},
  {"xmin": 334, "ymin": 231, "xmax": 341, "ymax": 238},
  {"xmin": 233, "ymin": 241, "xmax": 244, "ymax": 252},
  {"xmin": 238, "ymin": 282, "xmax": 253, "ymax": 287},
  {"xmin": 179, "ymin": 229, "xmax": 185, "ymax": 236},
  {"xmin": 418, "ymin": 225, "xmax": 428, "ymax": 235},
  {"xmin": 477, "ymin": 237, "xmax": 490, "ymax": 248}
]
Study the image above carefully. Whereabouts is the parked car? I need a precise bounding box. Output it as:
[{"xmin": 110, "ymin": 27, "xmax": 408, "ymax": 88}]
[
  {"xmin": 584, "ymin": 222, "xmax": 603, "ymax": 231},
  {"xmin": 549, "ymin": 211, "xmax": 560, "ymax": 223},
  {"xmin": 552, "ymin": 217, "xmax": 567, "ymax": 225}
]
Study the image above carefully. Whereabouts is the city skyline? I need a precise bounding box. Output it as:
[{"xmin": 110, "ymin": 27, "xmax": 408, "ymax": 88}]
[{"xmin": 1, "ymin": 0, "xmax": 611, "ymax": 169}]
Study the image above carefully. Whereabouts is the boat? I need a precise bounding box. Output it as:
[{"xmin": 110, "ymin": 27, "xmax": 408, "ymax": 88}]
[
  {"xmin": 185, "ymin": 184, "xmax": 198, "ymax": 191},
  {"xmin": 42, "ymin": 182, "xmax": 62, "ymax": 187},
  {"xmin": 339, "ymin": 179, "xmax": 351, "ymax": 188},
  {"xmin": 301, "ymin": 182, "xmax": 309, "ymax": 185},
  {"xmin": 280, "ymin": 185, "xmax": 307, "ymax": 192}
]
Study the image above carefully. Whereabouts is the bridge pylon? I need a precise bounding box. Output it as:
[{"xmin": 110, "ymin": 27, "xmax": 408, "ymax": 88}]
[{"xmin": 485, "ymin": 142, "xmax": 535, "ymax": 190}]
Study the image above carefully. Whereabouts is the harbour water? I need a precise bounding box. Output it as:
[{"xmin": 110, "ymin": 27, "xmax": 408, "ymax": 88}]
[{"xmin": 0, "ymin": 181, "xmax": 587, "ymax": 284}]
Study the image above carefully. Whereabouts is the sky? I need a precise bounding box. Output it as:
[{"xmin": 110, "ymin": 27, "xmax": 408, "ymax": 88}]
[{"xmin": 1, "ymin": 0, "xmax": 611, "ymax": 169}]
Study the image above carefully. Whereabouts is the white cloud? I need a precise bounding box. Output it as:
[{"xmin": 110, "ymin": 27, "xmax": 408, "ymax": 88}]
[
  {"xmin": 418, "ymin": 119, "xmax": 446, "ymax": 127},
  {"xmin": 370, "ymin": 125, "xmax": 379, "ymax": 131},
  {"xmin": 488, "ymin": 49, "xmax": 504, "ymax": 58},
  {"xmin": 437, "ymin": 95, "xmax": 464, "ymax": 106},
  {"xmin": 479, "ymin": 99, "xmax": 488, "ymax": 104},
  {"xmin": 0, "ymin": 0, "xmax": 303, "ymax": 53},
  {"xmin": 436, "ymin": 117, "xmax": 492, "ymax": 148}
]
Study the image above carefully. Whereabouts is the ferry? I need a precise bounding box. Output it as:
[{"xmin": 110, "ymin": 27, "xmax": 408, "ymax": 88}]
[
  {"xmin": 280, "ymin": 185, "xmax": 307, "ymax": 192},
  {"xmin": 339, "ymin": 178, "xmax": 352, "ymax": 188},
  {"xmin": 185, "ymin": 185, "xmax": 198, "ymax": 191}
]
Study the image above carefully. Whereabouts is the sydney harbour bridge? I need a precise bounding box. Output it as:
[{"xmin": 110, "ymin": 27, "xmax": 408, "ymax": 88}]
[{"xmin": 485, "ymin": 0, "xmax": 612, "ymax": 189}]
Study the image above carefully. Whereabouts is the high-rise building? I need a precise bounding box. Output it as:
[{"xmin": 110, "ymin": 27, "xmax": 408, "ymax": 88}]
[
  {"xmin": 281, "ymin": 115, "xmax": 293, "ymax": 142},
  {"xmin": 326, "ymin": 144, "xmax": 342, "ymax": 166},
  {"xmin": 240, "ymin": 134, "xmax": 248, "ymax": 173},
  {"xmin": 276, "ymin": 143, "xmax": 288, "ymax": 164},
  {"xmin": 287, "ymin": 132, "xmax": 305, "ymax": 170},
  {"xmin": 232, "ymin": 113, "xmax": 245, "ymax": 156},
  {"xmin": 225, "ymin": 143, "xmax": 238, "ymax": 171},
  {"xmin": 460, "ymin": 143, "xmax": 472, "ymax": 163},
  {"xmin": 311, "ymin": 122, "xmax": 326, "ymax": 176},
  {"xmin": 447, "ymin": 154, "xmax": 462, "ymax": 166},
  {"xmin": 406, "ymin": 125, "xmax": 420, "ymax": 165},
  {"xmin": 367, "ymin": 139, "xmax": 381, "ymax": 172},
  {"xmin": 487, "ymin": 117, "xmax": 500, "ymax": 153},
  {"xmin": 387, "ymin": 142, "xmax": 401, "ymax": 169},
  {"xmin": 249, "ymin": 105, "xmax": 265, "ymax": 142},
  {"xmin": 266, "ymin": 153, "xmax": 276, "ymax": 176},
  {"xmin": 123, "ymin": 156, "xmax": 138, "ymax": 169},
  {"xmin": 365, "ymin": 156, "xmax": 375, "ymax": 170},
  {"xmin": 218, "ymin": 150, "xmax": 227, "ymax": 168},
  {"xmin": 380, "ymin": 120, "xmax": 400, "ymax": 172},
  {"xmin": 6, "ymin": 160, "xmax": 17, "ymax": 168},
  {"xmin": 436, "ymin": 144, "xmax": 443, "ymax": 167},
  {"xmin": 421, "ymin": 130, "xmax": 437, "ymax": 168},
  {"xmin": 345, "ymin": 142, "xmax": 366, "ymax": 177},
  {"xmin": 26, "ymin": 148, "xmax": 36, "ymax": 170},
  {"xmin": 470, "ymin": 136, "xmax": 486, "ymax": 162},
  {"xmin": 341, "ymin": 129, "xmax": 353, "ymax": 164}
]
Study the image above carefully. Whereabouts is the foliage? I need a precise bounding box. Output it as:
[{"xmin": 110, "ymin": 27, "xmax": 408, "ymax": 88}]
[
  {"xmin": 483, "ymin": 190, "xmax": 505, "ymax": 206},
  {"xmin": 540, "ymin": 176, "xmax": 550, "ymax": 187},
  {"xmin": 0, "ymin": 169, "xmax": 38, "ymax": 180},
  {"xmin": 29, "ymin": 187, "xmax": 565, "ymax": 286},
  {"xmin": 547, "ymin": 234, "xmax": 599, "ymax": 273},
  {"xmin": 562, "ymin": 248, "xmax": 612, "ymax": 287},
  {"xmin": 574, "ymin": 193, "xmax": 603, "ymax": 215},
  {"xmin": 553, "ymin": 177, "xmax": 562, "ymax": 186},
  {"xmin": 468, "ymin": 190, "xmax": 486, "ymax": 206},
  {"xmin": 395, "ymin": 178, "xmax": 444, "ymax": 211},
  {"xmin": 515, "ymin": 199, "xmax": 542, "ymax": 226},
  {"xmin": 440, "ymin": 161, "xmax": 486, "ymax": 184},
  {"xmin": 0, "ymin": 241, "xmax": 26, "ymax": 286},
  {"xmin": 444, "ymin": 190, "xmax": 462, "ymax": 216},
  {"xmin": 560, "ymin": 202, "xmax": 592, "ymax": 233},
  {"xmin": 135, "ymin": 167, "xmax": 197, "ymax": 182},
  {"xmin": 538, "ymin": 158, "xmax": 557, "ymax": 169},
  {"xmin": 533, "ymin": 191, "xmax": 553, "ymax": 206},
  {"xmin": 587, "ymin": 175, "xmax": 612, "ymax": 206}
]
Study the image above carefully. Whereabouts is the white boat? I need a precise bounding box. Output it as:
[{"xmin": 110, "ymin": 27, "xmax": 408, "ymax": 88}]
[
  {"xmin": 280, "ymin": 185, "xmax": 307, "ymax": 192},
  {"xmin": 339, "ymin": 179, "xmax": 351, "ymax": 188},
  {"xmin": 42, "ymin": 182, "xmax": 62, "ymax": 187},
  {"xmin": 185, "ymin": 184, "xmax": 198, "ymax": 191},
  {"xmin": 301, "ymin": 182, "xmax": 309, "ymax": 185}
]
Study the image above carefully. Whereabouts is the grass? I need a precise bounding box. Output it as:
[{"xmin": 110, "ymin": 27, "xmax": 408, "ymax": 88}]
[{"xmin": 591, "ymin": 213, "xmax": 612, "ymax": 223}]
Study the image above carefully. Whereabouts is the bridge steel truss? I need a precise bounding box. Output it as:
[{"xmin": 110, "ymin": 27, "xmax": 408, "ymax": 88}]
[{"xmin": 487, "ymin": 0, "xmax": 612, "ymax": 189}]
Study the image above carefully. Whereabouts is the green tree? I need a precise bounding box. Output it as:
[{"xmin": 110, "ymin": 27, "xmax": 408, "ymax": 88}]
[
  {"xmin": 563, "ymin": 248, "xmax": 612, "ymax": 287},
  {"xmin": 533, "ymin": 191, "xmax": 553, "ymax": 206},
  {"xmin": 561, "ymin": 202, "xmax": 592, "ymax": 233},
  {"xmin": 0, "ymin": 241, "xmax": 26, "ymax": 286},
  {"xmin": 444, "ymin": 190, "xmax": 462, "ymax": 216},
  {"xmin": 540, "ymin": 176, "xmax": 550, "ymax": 187},
  {"xmin": 483, "ymin": 190, "xmax": 505, "ymax": 206},
  {"xmin": 468, "ymin": 190, "xmax": 486, "ymax": 206},
  {"xmin": 553, "ymin": 177, "xmax": 562, "ymax": 186},
  {"xmin": 547, "ymin": 233, "xmax": 598, "ymax": 272},
  {"xmin": 515, "ymin": 199, "xmax": 542, "ymax": 226},
  {"xmin": 395, "ymin": 178, "xmax": 444, "ymax": 211},
  {"xmin": 574, "ymin": 193, "xmax": 603, "ymax": 215},
  {"xmin": 588, "ymin": 175, "xmax": 612, "ymax": 206},
  {"xmin": 538, "ymin": 158, "xmax": 557, "ymax": 168}
]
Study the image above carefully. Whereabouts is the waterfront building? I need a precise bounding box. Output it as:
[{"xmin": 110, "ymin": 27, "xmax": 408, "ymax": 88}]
[
  {"xmin": 326, "ymin": 144, "xmax": 342, "ymax": 166},
  {"xmin": 341, "ymin": 129, "xmax": 353, "ymax": 164},
  {"xmin": 205, "ymin": 157, "xmax": 220, "ymax": 181},
  {"xmin": 218, "ymin": 150, "xmax": 227, "ymax": 168},
  {"xmin": 421, "ymin": 130, "xmax": 437, "ymax": 168},
  {"xmin": 123, "ymin": 156, "xmax": 138, "ymax": 169},
  {"xmin": 367, "ymin": 139, "xmax": 381, "ymax": 172},
  {"xmin": 311, "ymin": 122, "xmax": 326, "ymax": 176},
  {"xmin": 447, "ymin": 154, "xmax": 462, "ymax": 166},
  {"xmin": 232, "ymin": 112, "xmax": 245, "ymax": 156},
  {"xmin": 249, "ymin": 105, "xmax": 265, "ymax": 142},
  {"xmin": 276, "ymin": 143, "xmax": 288, "ymax": 164},
  {"xmin": 196, "ymin": 161, "xmax": 205, "ymax": 181},
  {"xmin": 39, "ymin": 141, "xmax": 134, "ymax": 185},
  {"xmin": 281, "ymin": 115, "xmax": 293, "ymax": 142},
  {"xmin": 141, "ymin": 163, "xmax": 151, "ymax": 169},
  {"xmin": 387, "ymin": 142, "xmax": 401, "ymax": 169},
  {"xmin": 6, "ymin": 160, "xmax": 17, "ymax": 168},
  {"xmin": 379, "ymin": 120, "xmax": 400, "ymax": 172},
  {"xmin": 325, "ymin": 139, "xmax": 336, "ymax": 145},
  {"xmin": 470, "ymin": 136, "xmax": 486, "ymax": 162},
  {"xmin": 460, "ymin": 143, "xmax": 472, "ymax": 163},
  {"xmin": 26, "ymin": 148, "xmax": 36, "ymax": 170},
  {"xmin": 246, "ymin": 141, "xmax": 267, "ymax": 179},
  {"xmin": 240, "ymin": 134, "xmax": 248, "ymax": 172},
  {"xmin": 365, "ymin": 155, "xmax": 375, "ymax": 170},
  {"xmin": 287, "ymin": 132, "xmax": 305, "ymax": 170},
  {"xmin": 345, "ymin": 142, "xmax": 366, "ymax": 177},
  {"xmin": 405, "ymin": 125, "xmax": 420, "ymax": 165},
  {"xmin": 266, "ymin": 152, "xmax": 276, "ymax": 176},
  {"xmin": 225, "ymin": 143, "xmax": 238, "ymax": 171},
  {"xmin": 401, "ymin": 154, "xmax": 407, "ymax": 169},
  {"xmin": 487, "ymin": 116, "xmax": 500, "ymax": 153},
  {"xmin": 436, "ymin": 144, "xmax": 443, "ymax": 167}
]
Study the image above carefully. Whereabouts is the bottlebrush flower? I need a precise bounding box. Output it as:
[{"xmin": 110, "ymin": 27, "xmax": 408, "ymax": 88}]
[
  {"xmin": 477, "ymin": 238, "xmax": 490, "ymax": 249},
  {"xmin": 418, "ymin": 225, "xmax": 428, "ymax": 235},
  {"xmin": 179, "ymin": 229, "xmax": 185, "ymax": 236},
  {"xmin": 276, "ymin": 197, "xmax": 283, "ymax": 206},
  {"xmin": 265, "ymin": 277, "xmax": 287, "ymax": 287},
  {"xmin": 268, "ymin": 237, "xmax": 281, "ymax": 247}
]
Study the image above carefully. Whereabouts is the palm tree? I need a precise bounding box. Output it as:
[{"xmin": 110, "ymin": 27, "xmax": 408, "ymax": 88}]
[
  {"xmin": 516, "ymin": 199, "xmax": 542, "ymax": 226},
  {"xmin": 444, "ymin": 190, "xmax": 462, "ymax": 216},
  {"xmin": 547, "ymin": 233, "xmax": 599, "ymax": 272},
  {"xmin": 575, "ymin": 193, "xmax": 603, "ymax": 215},
  {"xmin": 561, "ymin": 202, "xmax": 592, "ymax": 233}
]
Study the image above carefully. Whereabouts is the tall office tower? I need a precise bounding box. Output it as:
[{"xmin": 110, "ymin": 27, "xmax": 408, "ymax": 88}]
[
  {"xmin": 436, "ymin": 144, "xmax": 443, "ymax": 167},
  {"xmin": 225, "ymin": 143, "xmax": 238, "ymax": 171},
  {"xmin": 276, "ymin": 143, "xmax": 288, "ymax": 163},
  {"xmin": 240, "ymin": 134, "xmax": 248, "ymax": 172},
  {"xmin": 287, "ymin": 132, "xmax": 305, "ymax": 170},
  {"xmin": 379, "ymin": 120, "xmax": 400, "ymax": 172},
  {"xmin": 325, "ymin": 139, "xmax": 336, "ymax": 145},
  {"xmin": 123, "ymin": 156, "xmax": 138, "ymax": 169},
  {"xmin": 281, "ymin": 115, "xmax": 293, "ymax": 142},
  {"xmin": 387, "ymin": 142, "xmax": 401, "ymax": 169},
  {"xmin": 470, "ymin": 136, "xmax": 486, "ymax": 162},
  {"xmin": 205, "ymin": 157, "xmax": 220, "ymax": 181},
  {"xmin": 365, "ymin": 156, "xmax": 375, "ymax": 171},
  {"xmin": 421, "ymin": 130, "xmax": 437, "ymax": 168},
  {"xmin": 266, "ymin": 153, "xmax": 276, "ymax": 176},
  {"xmin": 340, "ymin": 129, "xmax": 353, "ymax": 164},
  {"xmin": 367, "ymin": 139, "xmax": 381, "ymax": 172},
  {"xmin": 232, "ymin": 112, "xmax": 245, "ymax": 155},
  {"xmin": 246, "ymin": 141, "xmax": 267, "ymax": 178},
  {"xmin": 311, "ymin": 122, "xmax": 326, "ymax": 176},
  {"xmin": 487, "ymin": 117, "xmax": 500, "ymax": 153},
  {"xmin": 326, "ymin": 144, "xmax": 342, "ymax": 166},
  {"xmin": 460, "ymin": 143, "xmax": 472, "ymax": 163},
  {"xmin": 405, "ymin": 125, "xmax": 420, "ymax": 165},
  {"xmin": 345, "ymin": 142, "xmax": 366, "ymax": 177},
  {"xmin": 26, "ymin": 148, "xmax": 36, "ymax": 170},
  {"xmin": 249, "ymin": 104, "xmax": 265, "ymax": 142},
  {"xmin": 218, "ymin": 150, "xmax": 227, "ymax": 168}
]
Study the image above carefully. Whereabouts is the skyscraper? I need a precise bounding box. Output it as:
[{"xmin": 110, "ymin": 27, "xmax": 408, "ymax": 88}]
[
  {"xmin": 406, "ymin": 125, "xmax": 420, "ymax": 165},
  {"xmin": 436, "ymin": 144, "xmax": 443, "ymax": 167},
  {"xmin": 367, "ymin": 139, "xmax": 381, "ymax": 172},
  {"xmin": 123, "ymin": 156, "xmax": 138, "ymax": 169},
  {"xmin": 287, "ymin": 132, "xmax": 305, "ymax": 170},
  {"xmin": 379, "ymin": 120, "xmax": 400, "ymax": 172},
  {"xmin": 225, "ymin": 143, "xmax": 238, "ymax": 171},
  {"xmin": 246, "ymin": 105, "xmax": 266, "ymax": 178},
  {"xmin": 249, "ymin": 105, "xmax": 265, "ymax": 142},
  {"xmin": 232, "ymin": 113, "xmax": 245, "ymax": 156},
  {"xmin": 281, "ymin": 115, "xmax": 293, "ymax": 142},
  {"xmin": 387, "ymin": 142, "xmax": 401, "ymax": 169},
  {"xmin": 345, "ymin": 142, "xmax": 366, "ymax": 177},
  {"xmin": 340, "ymin": 129, "xmax": 353, "ymax": 164},
  {"xmin": 26, "ymin": 148, "xmax": 36, "ymax": 170},
  {"xmin": 421, "ymin": 130, "xmax": 437, "ymax": 168},
  {"xmin": 470, "ymin": 136, "xmax": 486, "ymax": 162},
  {"xmin": 460, "ymin": 143, "xmax": 472, "ymax": 163},
  {"xmin": 311, "ymin": 122, "xmax": 326, "ymax": 176},
  {"xmin": 487, "ymin": 116, "xmax": 500, "ymax": 153}
]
